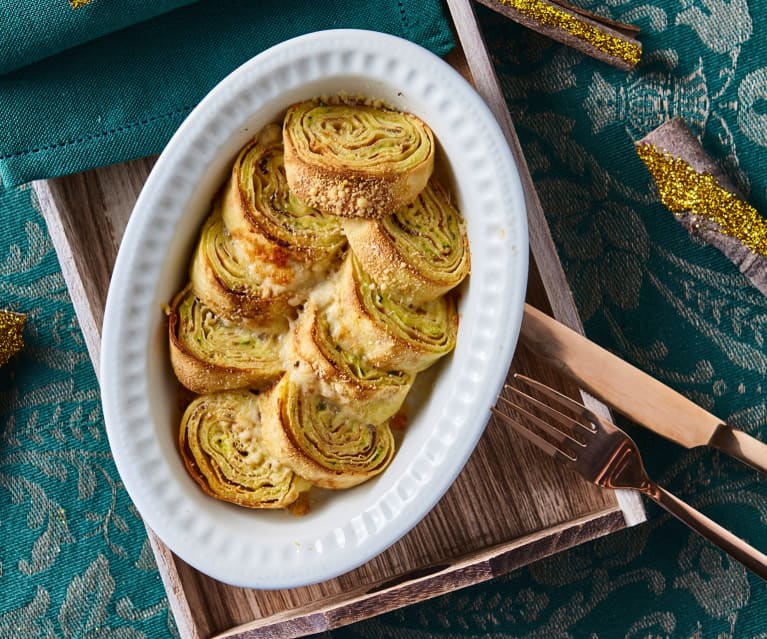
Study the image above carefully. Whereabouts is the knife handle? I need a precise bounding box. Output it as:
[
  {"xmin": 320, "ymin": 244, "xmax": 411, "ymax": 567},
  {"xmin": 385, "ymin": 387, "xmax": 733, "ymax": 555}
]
[
  {"xmin": 709, "ymin": 424, "xmax": 767, "ymax": 475},
  {"xmin": 649, "ymin": 482, "xmax": 767, "ymax": 581}
]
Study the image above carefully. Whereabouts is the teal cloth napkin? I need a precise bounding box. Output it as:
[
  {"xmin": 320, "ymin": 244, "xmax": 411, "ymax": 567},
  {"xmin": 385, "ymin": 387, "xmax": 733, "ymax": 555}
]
[
  {"xmin": 0, "ymin": 0, "xmax": 454, "ymax": 188},
  {"xmin": 0, "ymin": 0, "xmax": 198, "ymax": 75}
]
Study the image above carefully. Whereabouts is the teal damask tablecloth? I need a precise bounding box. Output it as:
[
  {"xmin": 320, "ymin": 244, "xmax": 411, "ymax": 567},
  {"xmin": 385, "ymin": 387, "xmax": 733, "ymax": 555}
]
[{"xmin": 2, "ymin": 0, "xmax": 766, "ymax": 637}]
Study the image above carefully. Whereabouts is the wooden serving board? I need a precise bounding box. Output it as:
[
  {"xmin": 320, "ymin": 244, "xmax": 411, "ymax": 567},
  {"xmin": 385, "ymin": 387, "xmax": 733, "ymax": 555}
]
[{"xmin": 32, "ymin": 1, "xmax": 645, "ymax": 637}]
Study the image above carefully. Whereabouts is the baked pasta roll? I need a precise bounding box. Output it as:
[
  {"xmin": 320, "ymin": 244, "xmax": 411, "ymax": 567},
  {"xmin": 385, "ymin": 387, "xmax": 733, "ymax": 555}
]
[
  {"xmin": 179, "ymin": 390, "xmax": 311, "ymax": 509},
  {"xmin": 343, "ymin": 179, "xmax": 470, "ymax": 305},
  {"xmin": 189, "ymin": 203, "xmax": 297, "ymax": 322},
  {"xmin": 290, "ymin": 301, "xmax": 414, "ymax": 423},
  {"xmin": 168, "ymin": 285, "xmax": 285, "ymax": 394},
  {"xmin": 261, "ymin": 375, "xmax": 395, "ymax": 489},
  {"xmin": 283, "ymin": 99, "xmax": 434, "ymax": 218},
  {"xmin": 317, "ymin": 254, "xmax": 458, "ymax": 372},
  {"xmin": 221, "ymin": 124, "xmax": 346, "ymax": 274}
]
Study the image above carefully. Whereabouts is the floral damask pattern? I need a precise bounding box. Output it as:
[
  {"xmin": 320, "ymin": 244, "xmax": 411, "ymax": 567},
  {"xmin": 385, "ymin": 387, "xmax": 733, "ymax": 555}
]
[
  {"xmin": 0, "ymin": 187, "xmax": 175, "ymax": 637},
  {"xmin": 738, "ymin": 68, "xmax": 767, "ymax": 148},
  {"xmin": 3, "ymin": 1, "xmax": 766, "ymax": 637}
]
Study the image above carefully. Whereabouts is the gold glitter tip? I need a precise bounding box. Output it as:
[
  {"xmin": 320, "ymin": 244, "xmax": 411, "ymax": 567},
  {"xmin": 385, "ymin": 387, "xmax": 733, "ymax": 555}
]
[
  {"xmin": 70, "ymin": 0, "xmax": 94, "ymax": 8},
  {"xmin": 495, "ymin": 0, "xmax": 641, "ymax": 68},
  {"xmin": 0, "ymin": 310, "xmax": 25, "ymax": 367},
  {"xmin": 637, "ymin": 143, "xmax": 767, "ymax": 256}
]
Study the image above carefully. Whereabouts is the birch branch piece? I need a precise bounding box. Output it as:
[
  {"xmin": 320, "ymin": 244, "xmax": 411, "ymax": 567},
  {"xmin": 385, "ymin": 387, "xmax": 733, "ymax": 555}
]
[
  {"xmin": 474, "ymin": 0, "xmax": 642, "ymax": 70},
  {"xmin": 636, "ymin": 118, "xmax": 767, "ymax": 296}
]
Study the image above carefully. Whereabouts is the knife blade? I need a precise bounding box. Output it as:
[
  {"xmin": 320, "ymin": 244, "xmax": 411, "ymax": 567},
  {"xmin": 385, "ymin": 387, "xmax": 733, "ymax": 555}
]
[{"xmin": 520, "ymin": 303, "xmax": 767, "ymax": 475}]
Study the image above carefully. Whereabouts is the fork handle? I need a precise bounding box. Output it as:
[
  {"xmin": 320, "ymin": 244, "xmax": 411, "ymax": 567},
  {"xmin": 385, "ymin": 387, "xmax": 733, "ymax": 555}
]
[{"xmin": 647, "ymin": 483, "xmax": 767, "ymax": 581}]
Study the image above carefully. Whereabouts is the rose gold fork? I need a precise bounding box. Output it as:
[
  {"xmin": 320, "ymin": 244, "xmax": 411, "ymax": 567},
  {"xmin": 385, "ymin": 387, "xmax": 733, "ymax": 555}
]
[{"xmin": 493, "ymin": 373, "xmax": 767, "ymax": 582}]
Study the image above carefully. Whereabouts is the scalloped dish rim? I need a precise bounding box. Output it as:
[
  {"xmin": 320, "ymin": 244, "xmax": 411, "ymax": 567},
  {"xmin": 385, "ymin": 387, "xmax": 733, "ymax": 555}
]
[{"xmin": 100, "ymin": 29, "xmax": 529, "ymax": 589}]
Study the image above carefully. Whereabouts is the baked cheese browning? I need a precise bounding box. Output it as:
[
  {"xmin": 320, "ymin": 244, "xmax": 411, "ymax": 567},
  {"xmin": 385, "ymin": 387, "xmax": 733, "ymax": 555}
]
[
  {"xmin": 260, "ymin": 375, "xmax": 395, "ymax": 489},
  {"xmin": 179, "ymin": 390, "xmax": 312, "ymax": 509},
  {"xmin": 170, "ymin": 105, "xmax": 470, "ymax": 509},
  {"xmin": 343, "ymin": 179, "xmax": 470, "ymax": 305},
  {"xmin": 189, "ymin": 204, "xmax": 297, "ymax": 322},
  {"xmin": 291, "ymin": 300, "xmax": 415, "ymax": 423},
  {"xmin": 320, "ymin": 254, "xmax": 458, "ymax": 373},
  {"xmin": 283, "ymin": 99, "xmax": 434, "ymax": 218},
  {"xmin": 168, "ymin": 285, "xmax": 285, "ymax": 394},
  {"xmin": 222, "ymin": 123, "xmax": 346, "ymax": 268}
]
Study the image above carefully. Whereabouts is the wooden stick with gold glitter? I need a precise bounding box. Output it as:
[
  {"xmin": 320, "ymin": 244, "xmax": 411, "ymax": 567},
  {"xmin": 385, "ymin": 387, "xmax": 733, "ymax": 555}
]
[
  {"xmin": 474, "ymin": 0, "xmax": 642, "ymax": 70},
  {"xmin": 0, "ymin": 310, "xmax": 25, "ymax": 367},
  {"xmin": 636, "ymin": 118, "xmax": 767, "ymax": 296}
]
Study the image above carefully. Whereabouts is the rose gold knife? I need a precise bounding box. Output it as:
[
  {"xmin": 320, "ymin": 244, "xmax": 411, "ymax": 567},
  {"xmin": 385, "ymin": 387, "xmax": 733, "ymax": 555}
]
[{"xmin": 520, "ymin": 303, "xmax": 767, "ymax": 474}]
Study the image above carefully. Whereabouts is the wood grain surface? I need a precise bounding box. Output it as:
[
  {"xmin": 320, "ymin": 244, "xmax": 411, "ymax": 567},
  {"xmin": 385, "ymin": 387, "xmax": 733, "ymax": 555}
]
[{"xmin": 32, "ymin": 1, "xmax": 645, "ymax": 637}]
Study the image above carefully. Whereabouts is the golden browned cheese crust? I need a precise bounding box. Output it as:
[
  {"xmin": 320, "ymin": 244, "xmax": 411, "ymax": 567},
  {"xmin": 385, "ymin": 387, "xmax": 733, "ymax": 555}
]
[
  {"xmin": 282, "ymin": 99, "xmax": 434, "ymax": 218},
  {"xmin": 342, "ymin": 179, "xmax": 470, "ymax": 305}
]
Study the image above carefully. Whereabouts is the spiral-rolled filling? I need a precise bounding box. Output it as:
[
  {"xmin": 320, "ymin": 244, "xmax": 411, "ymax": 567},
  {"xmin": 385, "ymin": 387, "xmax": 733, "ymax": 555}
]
[
  {"xmin": 294, "ymin": 393, "xmax": 392, "ymax": 472},
  {"xmin": 292, "ymin": 301, "xmax": 414, "ymax": 422},
  {"xmin": 323, "ymin": 255, "xmax": 457, "ymax": 372},
  {"xmin": 283, "ymin": 99, "xmax": 435, "ymax": 218},
  {"xmin": 343, "ymin": 179, "xmax": 470, "ymax": 304},
  {"xmin": 179, "ymin": 287, "xmax": 284, "ymax": 367},
  {"xmin": 223, "ymin": 124, "xmax": 346, "ymax": 264},
  {"xmin": 169, "ymin": 286, "xmax": 285, "ymax": 393},
  {"xmin": 262, "ymin": 376, "xmax": 395, "ymax": 489},
  {"xmin": 189, "ymin": 206, "xmax": 298, "ymax": 320},
  {"xmin": 290, "ymin": 104, "xmax": 432, "ymax": 169},
  {"xmin": 179, "ymin": 390, "xmax": 310, "ymax": 508},
  {"xmin": 363, "ymin": 282, "xmax": 455, "ymax": 351}
]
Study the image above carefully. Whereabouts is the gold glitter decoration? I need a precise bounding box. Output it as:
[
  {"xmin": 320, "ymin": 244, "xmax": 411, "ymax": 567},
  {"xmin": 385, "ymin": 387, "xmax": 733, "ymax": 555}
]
[
  {"xmin": 496, "ymin": 0, "xmax": 641, "ymax": 66},
  {"xmin": 69, "ymin": 0, "xmax": 94, "ymax": 8},
  {"xmin": 0, "ymin": 310, "xmax": 25, "ymax": 367},
  {"xmin": 637, "ymin": 143, "xmax": 767, "ymax": 256}
]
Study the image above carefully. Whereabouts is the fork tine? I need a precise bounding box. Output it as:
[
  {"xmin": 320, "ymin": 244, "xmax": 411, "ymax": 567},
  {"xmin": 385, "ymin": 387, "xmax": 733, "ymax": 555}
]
[
  {"xmin": 512, "ymin": 374, "xmax": 598, "ymax": 434},
  {"xmin": 490, "ymin": 407, "xmax": 576, "ymax": 462},
  {"xmin": 496, "ymin": 392, "xmax": 586, "ymax": 454},
  {"xmin": 500, "ymin": 383, "xmax": 595, "ymax": 441}
]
